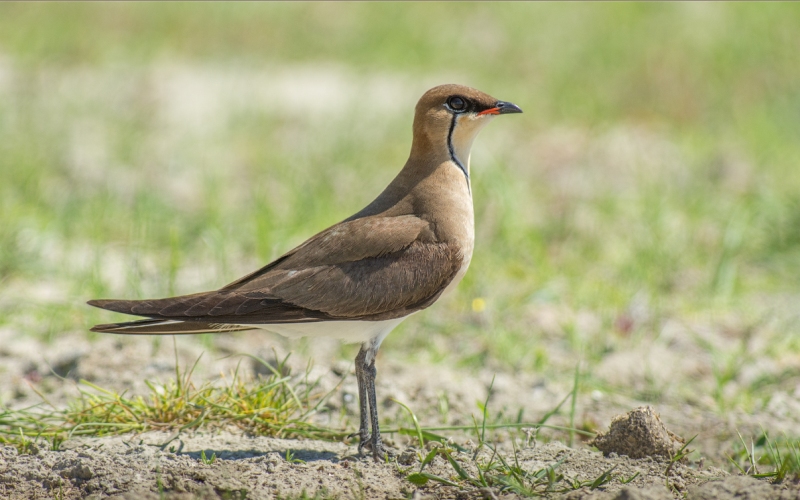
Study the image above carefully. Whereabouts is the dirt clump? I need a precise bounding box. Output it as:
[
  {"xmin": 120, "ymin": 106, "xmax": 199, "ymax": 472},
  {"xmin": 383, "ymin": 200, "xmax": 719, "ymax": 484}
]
[{"xmin": 590, "ymin": 406, "xmax": 684, "ymax": 460}]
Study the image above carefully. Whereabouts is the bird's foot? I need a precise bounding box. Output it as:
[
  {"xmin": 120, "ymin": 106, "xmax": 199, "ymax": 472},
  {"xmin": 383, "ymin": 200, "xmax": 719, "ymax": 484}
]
[
  {"xmin": 357, "ymin": 432, "xmax": 371, "ymax": 457},
  {"xmin": 358, "ymin": 434, "xmax": 394, "ymax": 462}
]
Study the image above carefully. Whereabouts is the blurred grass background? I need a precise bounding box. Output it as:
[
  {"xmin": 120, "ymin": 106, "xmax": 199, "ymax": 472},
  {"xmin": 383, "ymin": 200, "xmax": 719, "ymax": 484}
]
[{"xmin": 1, "ymin": 3, "xmax": 800, "ymax": 417}]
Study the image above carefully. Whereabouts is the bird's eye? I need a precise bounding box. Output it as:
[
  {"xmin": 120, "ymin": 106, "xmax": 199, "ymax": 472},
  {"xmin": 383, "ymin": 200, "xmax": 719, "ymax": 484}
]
[{"xmin": 447, "ymin": 96, "xmax": 466, "ymax": 112}]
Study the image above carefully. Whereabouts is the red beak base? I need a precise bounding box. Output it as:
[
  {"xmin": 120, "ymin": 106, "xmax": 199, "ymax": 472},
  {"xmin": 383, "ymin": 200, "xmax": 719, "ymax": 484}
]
[
  {"xmin": 478, "ymin": 100, "xmax": 522, "ymax": 116},
  {"xmin": 477, "ymin": 107, "xmax": 501, "ymax": 116}
]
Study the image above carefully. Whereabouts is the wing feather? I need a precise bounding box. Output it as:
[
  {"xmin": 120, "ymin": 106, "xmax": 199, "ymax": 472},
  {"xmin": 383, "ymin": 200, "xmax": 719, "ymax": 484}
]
[{"xmin": 89, "ymin": 214, "xmax": 463, "ymax": 326}]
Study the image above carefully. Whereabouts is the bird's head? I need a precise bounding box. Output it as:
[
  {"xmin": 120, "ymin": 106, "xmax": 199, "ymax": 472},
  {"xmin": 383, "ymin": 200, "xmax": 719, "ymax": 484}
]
[{"xmin": 411, "ymin": 84, "xmax": 522, "ymax": 173}]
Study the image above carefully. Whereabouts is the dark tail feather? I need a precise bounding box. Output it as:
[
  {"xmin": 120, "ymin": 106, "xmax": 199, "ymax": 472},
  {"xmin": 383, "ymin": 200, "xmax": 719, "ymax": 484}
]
[
  {"xmin": 90, "ymin": 318, "xmax": 254, "ymax": 335},
  {"xmin": 87, "ymin": 294, "xmax": 208, "ymax": 317}
]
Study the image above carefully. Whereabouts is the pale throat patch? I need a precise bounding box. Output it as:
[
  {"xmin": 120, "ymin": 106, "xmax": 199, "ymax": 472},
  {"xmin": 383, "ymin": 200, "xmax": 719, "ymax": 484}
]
[{"xmin": 450, "ymin": 114, "xmax": 496, "ymax": 176}]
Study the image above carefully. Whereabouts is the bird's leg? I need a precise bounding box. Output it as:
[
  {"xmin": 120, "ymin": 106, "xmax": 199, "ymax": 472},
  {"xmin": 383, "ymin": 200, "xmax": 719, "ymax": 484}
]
[
  {"xmin": 365, "ymin": 354, "xmax": 387, "ymax": 460},
  {"xmin": 354, "ymin": 343, "xmax": 391, "ymax": 461},
  {"xmin": 355, "ymin": 346, "xmax": 372, "ymax": 456}
]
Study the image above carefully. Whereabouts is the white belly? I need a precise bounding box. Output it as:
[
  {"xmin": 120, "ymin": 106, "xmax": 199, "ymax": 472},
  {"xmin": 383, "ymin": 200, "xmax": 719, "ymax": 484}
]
[{"xmin": 241, "ymin": 317, "xmax": 407, "ymax": 345}]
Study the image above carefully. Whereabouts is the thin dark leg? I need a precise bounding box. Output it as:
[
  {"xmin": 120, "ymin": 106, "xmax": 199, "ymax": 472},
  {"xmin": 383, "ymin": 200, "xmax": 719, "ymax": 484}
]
[
  {"xmin": 365, "ymin": 356, "xmax": 386, "ymax": 460},
  {"xmin": 355, "ymin": 347, "xmax": 371, "ymax": 456},
  {"xmin": 354, "ymin": 344, "xmax": 390, "ymax": 461}
]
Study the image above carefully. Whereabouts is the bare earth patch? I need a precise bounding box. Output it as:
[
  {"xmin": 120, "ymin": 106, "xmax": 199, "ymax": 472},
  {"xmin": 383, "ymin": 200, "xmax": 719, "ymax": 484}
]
[{"xmin": 2, "ymin": 429, "xmax": 797, "ymax": 499}]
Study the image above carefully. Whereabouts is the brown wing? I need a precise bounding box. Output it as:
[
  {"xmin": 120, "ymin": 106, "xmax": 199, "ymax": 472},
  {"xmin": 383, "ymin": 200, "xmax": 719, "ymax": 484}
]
[{"xmin": 89, "ymin": 215, "xmax": 463, "ymax": 324}]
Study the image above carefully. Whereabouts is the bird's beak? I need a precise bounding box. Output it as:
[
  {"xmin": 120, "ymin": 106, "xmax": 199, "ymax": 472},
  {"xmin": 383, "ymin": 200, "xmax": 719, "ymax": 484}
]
[{"xmin": 477, "ymin": 100, "xmax": 523, "ymax": 116}]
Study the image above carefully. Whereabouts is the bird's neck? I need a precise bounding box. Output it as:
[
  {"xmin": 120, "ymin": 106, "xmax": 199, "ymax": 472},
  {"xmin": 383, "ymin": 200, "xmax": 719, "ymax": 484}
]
[
  {"xmin": 348, "ymin": 117, "xmax": 485, "ymax": 248},
  {"xmin": 348, "ymin": 153, "xmax": 474, "ymax": 252}
]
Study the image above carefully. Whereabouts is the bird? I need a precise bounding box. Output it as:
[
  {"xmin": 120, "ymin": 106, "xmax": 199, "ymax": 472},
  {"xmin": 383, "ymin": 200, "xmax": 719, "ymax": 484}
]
[{"xmin": 88, "ymin": 83, "xmax": 522, "ymax": 460}]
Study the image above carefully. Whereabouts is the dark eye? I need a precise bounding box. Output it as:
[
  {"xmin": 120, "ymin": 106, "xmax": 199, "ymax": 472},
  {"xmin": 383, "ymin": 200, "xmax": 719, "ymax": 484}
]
[{"xmin": 447, "ymin": 96, "xmax": 466, "ymax": 111}]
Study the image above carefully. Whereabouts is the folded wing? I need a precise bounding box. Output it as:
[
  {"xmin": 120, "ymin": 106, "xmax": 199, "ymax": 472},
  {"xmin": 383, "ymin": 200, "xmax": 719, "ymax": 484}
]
[{"xmin": 89, "ymin": 215, "xmax": 463, "ymax": 332}]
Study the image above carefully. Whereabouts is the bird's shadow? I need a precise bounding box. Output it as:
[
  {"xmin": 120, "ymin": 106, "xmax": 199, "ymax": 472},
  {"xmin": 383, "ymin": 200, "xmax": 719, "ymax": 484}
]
[
  {"xmin": 181, "ymin": 447, "xmax": 342, "ymax": 463},
  {"xmin": 153, "ymin": 433, "xmax": 356, "ymax": 464}
]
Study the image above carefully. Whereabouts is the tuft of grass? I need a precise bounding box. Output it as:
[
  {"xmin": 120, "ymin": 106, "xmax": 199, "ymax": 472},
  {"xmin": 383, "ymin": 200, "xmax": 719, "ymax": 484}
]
[
  {"xmin": 387, "ymin": 374, "xmax": 592, "ymax": 452},
  {"xmin": 200, "ymin": 449, "xmax": 216, "ymax": 465},
  {"xmin": 402, "ymin": 425, "xmax": 614, "ymax": 497},
  {"xmin": 728, "ymin": 430, "xmax": 800, "ymax": 483},
  {"xmin": 0, "ymin": 352, "xmax": 347, "ymax": 448},
  {"xmin": 665, "ymin": 435, "xmax": 696, "ymax": 492},
  {"xmin": 400, "ymin": 378, "xmax": 603, "ymax": 497},
  {"xmin": 284, "ymin": 449, "xmax": 306, "ymax": 465}
]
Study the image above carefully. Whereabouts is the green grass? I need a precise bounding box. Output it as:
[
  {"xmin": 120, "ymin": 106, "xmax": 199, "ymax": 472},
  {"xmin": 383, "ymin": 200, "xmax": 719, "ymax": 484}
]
[
  {"xmin": 0, "ymin": 351, "xmax": 347, "ymax": 447},
  {"xmin": 0, "ymin": 350, "xmax": 591, "ymax": 454},
  {"xmin": 2, "ymin": 2, "xmax": 800, "ymax": 474},
  {"xmin": 728, "ymin": 430, "xmax": 800, "ymax": 483}
]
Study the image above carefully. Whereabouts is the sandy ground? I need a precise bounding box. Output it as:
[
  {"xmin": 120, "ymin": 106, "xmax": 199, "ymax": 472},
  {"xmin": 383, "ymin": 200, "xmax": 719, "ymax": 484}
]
[
  {"xmin": 3, "ymin": 430, "xmax": 800, "ymax": 499},
  {"xmin": 2, "ymin": 330, "xmax": 800, "ymax": 499}
]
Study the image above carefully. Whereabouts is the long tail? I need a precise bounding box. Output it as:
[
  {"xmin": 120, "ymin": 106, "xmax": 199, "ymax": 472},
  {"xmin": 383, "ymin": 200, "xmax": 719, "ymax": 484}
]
[
  {"xmin": 89, "ymin": 318, "xmax": 254, "ymax": 334},
  {"xmin": 89, "ymin": 293, "xmax": 252, "ymax": 335},
  {"xmin": 88, "ymin": 296, "xmax": 255, "ymax": 334}
]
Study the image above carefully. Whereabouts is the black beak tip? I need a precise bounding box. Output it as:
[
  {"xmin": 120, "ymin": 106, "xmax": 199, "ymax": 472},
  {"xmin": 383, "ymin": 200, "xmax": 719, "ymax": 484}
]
[{"xmin": 496, "ymin": 100, "xmax": 523, "ymax": 115}]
